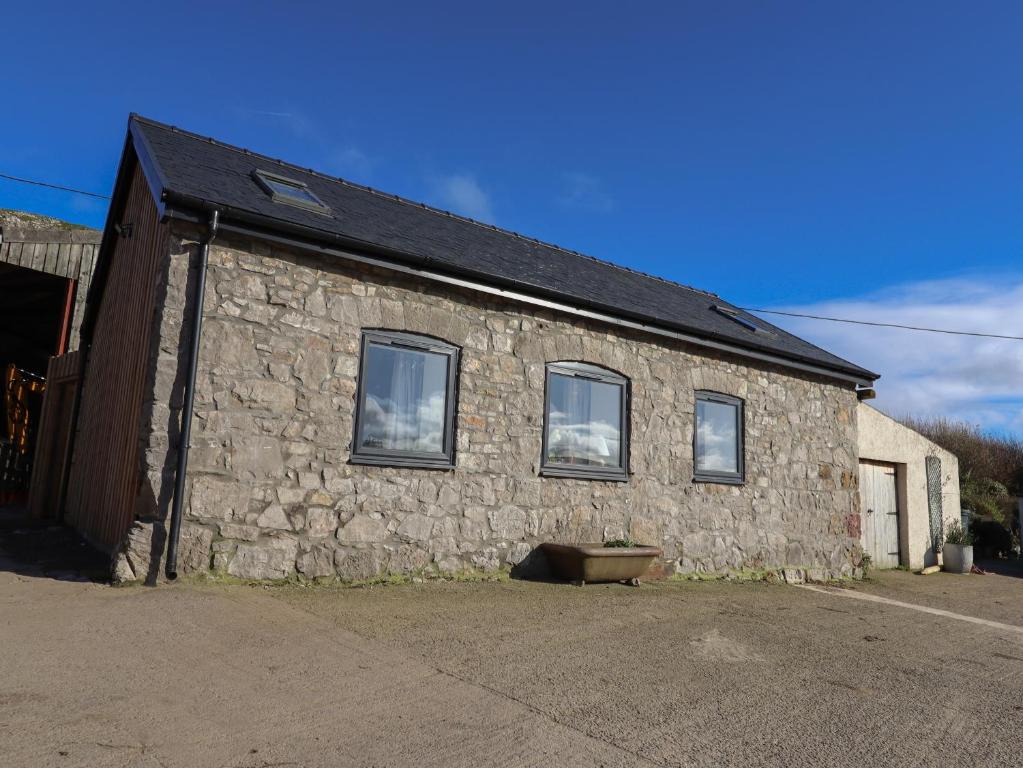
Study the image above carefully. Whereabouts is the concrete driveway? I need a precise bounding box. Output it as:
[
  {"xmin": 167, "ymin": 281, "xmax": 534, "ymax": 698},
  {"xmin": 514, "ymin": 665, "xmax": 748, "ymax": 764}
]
[{"xmin": 2, "ymin": 561, "xmax": 1022, "ymax": 767}]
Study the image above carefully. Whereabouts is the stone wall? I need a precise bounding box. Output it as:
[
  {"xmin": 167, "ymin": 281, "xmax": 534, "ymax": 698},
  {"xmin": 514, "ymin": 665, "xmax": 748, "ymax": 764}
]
[{"xmin": 117, "ymin": 222, "xmax": 863, "ymax": 582}]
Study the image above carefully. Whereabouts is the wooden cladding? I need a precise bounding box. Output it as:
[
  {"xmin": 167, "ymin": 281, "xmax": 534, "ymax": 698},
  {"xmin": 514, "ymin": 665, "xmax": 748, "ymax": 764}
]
[
  {"xmin": 64, "ymin": 158, "xmax": 169, "ymax": 552},
  {"xmin": 0, "ymin": 229, "xmax": 100, "ymax": 353},
  {"xmin": 27, "ymin": 351, "xmax": 82, "ymax": 519},
  {"xmin": 0, "ymin": 234, "xmax": 100, "ymax": 282}
]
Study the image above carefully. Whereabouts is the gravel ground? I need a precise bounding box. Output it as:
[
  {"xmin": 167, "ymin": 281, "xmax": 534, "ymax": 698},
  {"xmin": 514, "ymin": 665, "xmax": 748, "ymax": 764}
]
[
  {"xmin": 850, "ymin": 561, "xmax": 1023, "ymax": 626},
  {"xmin": 279, "ymin": 571, "xmax": 1023, "ymax": 767},
  {"xmin": 1, "ymin": 574, "xmax": 639, "ymax": 768},
  {"xmin": 3, "ymin": 529, "xmax": 1023, "ymax": 768}
]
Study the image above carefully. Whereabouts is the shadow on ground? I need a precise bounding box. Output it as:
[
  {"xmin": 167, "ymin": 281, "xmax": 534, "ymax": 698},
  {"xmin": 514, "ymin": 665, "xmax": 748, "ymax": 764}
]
[
  {"xmin": 0, "ymin": 505, "xmax": 108, "ymax": 582},
  {"xmin": 977, "ymin": 558, "xmax": 1023, "ymax": 578}
]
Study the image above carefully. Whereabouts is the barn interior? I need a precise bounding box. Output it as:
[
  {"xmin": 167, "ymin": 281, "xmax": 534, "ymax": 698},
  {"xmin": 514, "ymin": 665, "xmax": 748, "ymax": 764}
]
[
  {"xmin": 0, "ymin": 261, "xmax": 71, "ymax": 377},
  {"xmin": 0, "ymin": 261, "xmax": 74, "ymax": 500}
]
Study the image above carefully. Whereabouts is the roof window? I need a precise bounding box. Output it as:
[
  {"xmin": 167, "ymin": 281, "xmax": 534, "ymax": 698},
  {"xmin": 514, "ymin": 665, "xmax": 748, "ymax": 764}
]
[
  {"xmin": 712, "ymin": 305, "xmax": 775, "ymax": 336},
  {"xmin": 252, "ymin": 169, "xmax": 330, "ymax": 214}
]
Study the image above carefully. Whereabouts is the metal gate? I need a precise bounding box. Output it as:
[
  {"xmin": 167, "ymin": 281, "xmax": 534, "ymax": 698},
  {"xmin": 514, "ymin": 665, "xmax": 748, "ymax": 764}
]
[{"xmin": 858, "ymin": 460, "xmax": 901, "ymax": 568}]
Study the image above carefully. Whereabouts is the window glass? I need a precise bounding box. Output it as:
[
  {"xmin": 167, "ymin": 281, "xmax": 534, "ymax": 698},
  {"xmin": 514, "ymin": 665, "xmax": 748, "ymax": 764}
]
[
  {"xmin": 358, "ymin": 342, "xmax": 449, "ymax": 454},
  {"xmin": 263, "ymin": 176, "xmax": 322, "ymax": 206},
  {"xmin": 695, "ymin": 399, "xmax": 738, "ymax": 473},
  {"xmin": 546, "ymin": 371, "xmax": 623, "ymax": 470},
  {"xmin": 712, "ymin": 305, "xmax": 774, "ymax": 336},
  {"xmin": 695, "ymin": 392, "xmax": 744, "ymax": 482}
]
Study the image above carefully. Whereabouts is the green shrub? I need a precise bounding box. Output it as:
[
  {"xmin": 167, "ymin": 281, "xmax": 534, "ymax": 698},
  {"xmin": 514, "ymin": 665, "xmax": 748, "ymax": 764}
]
[
  {"xmin": 604, "ymin": 538, "xmax": 638, "ymax": 548},
  {"xmin": 898, "ymin": 416, "xmax": 1023, "ymax": 495},
  {"xmin": 944, "ymin": 520, "xmax": 973, "ymax": 546},
  {"xmin": 971, "ymin": 518, "xmax": 1014, "ymax": 558},
  {"xmin": 859, "ymin": 552, "xmax": 873, "ymax": 575},
  {"xmin": 961, "ymin": 474, "xmax": 1013, "ymax": 524}
]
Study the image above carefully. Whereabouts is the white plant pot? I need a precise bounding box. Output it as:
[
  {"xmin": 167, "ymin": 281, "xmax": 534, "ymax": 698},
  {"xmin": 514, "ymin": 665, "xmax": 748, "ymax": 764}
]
[{"xmin": 942, "ymin": 544, "xmax": 974, "ymax": 574}]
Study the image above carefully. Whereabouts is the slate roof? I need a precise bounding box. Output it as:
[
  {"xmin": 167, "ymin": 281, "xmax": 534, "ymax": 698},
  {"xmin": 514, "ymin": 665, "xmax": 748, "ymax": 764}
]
[{"xmin": 130, "ymin": 114, "xmax": 877, "ymax": 382}]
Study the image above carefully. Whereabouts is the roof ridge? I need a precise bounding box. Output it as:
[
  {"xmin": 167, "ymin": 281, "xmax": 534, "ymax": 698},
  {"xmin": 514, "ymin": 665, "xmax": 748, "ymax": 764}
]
[{"xmin": 131, "ymin": 114, "xmax": 720, "ymax": 301}]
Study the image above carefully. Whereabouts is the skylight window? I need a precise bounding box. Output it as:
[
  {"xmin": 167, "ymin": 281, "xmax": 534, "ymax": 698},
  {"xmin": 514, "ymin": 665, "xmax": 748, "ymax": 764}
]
[
  {"xmin": 252, "ymin": 169, "xmax": 331, "ymax": 214},
  {"xmin": 712, "ymin": 305, "xmax": 775, "ymax": 336}
]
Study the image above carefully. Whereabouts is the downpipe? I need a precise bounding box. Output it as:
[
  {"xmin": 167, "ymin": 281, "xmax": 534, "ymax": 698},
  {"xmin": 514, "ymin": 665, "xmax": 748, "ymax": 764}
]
[{"xmin": 165, "ymin": 209, "xmax": 220, "ymax": 580}]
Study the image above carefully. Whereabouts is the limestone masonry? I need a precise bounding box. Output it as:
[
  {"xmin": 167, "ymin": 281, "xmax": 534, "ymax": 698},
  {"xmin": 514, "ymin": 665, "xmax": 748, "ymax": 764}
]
[{"xmin": 115, "ymin": 223, "xmax": 864, "ymax": 582}]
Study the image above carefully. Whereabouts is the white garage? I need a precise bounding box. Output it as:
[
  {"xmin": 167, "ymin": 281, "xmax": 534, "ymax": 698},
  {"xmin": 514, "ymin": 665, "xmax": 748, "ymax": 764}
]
[{"xmin": 857, "ymin": 403, "xmax": 961, "ymax": 570}]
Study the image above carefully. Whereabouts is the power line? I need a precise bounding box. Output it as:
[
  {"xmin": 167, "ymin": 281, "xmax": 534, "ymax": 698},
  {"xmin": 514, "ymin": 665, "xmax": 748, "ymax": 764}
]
[
  {"xmin": 743, "ymin": 307, "xmax": 1023, "ymax": 341},
  {"xmin": 0, "ymin": 172, "xmax": 110, "ymax": 200},
  {"xmin": 2, "ymin": 170, "xmax": 1020, "ymax": 341}
]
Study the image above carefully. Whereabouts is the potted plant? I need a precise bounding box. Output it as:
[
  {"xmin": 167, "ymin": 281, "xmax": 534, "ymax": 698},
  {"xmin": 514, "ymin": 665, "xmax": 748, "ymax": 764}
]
[
  {"xmin": 541, "ymin": 538, "xmax": 662, "ymax": 586},
  {"xmin": 942, "ymin": 520, "xmax": 974, "ymax": 574}
]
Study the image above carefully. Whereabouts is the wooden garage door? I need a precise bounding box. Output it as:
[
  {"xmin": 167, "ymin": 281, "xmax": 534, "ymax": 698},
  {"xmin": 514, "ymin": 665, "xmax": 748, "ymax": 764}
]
[{"xmin": 859, "ymin": 460, "xmax": 900, "ymax": 568}]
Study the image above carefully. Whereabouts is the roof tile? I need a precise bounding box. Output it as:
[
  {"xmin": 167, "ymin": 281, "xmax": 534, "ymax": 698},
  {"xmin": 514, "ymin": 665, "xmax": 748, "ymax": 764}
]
[{"xmin": 130, "ymin": 115, "xmax": 876, "ymax": 381}]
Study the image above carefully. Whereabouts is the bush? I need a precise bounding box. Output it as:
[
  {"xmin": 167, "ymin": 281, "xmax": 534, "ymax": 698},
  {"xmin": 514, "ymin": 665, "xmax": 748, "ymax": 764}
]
[
  {"xmin": 945, "ymin": 520, "xmax": 973, "ymax": 546},
  {"xmin": 859, "ymin": 552, "xmax": 873, "ymax": 575},
  {"xmin": 604, "ymin": 538, "xmax": 638, "ymax": 548},
  {"xmin": 961, "ymin": 474, "xmax": 1013, "ymax": 524},
  {"xmin": 897, "ymin": 416, "xmax": 1023, "ymax": 496},
  {"xmin": 971, "ymin": 518, "xmax": 1014, "ymax": 559},
  {"xmin": 898, "ymin": 415, "xmax": 1021, "ymax": 560}
]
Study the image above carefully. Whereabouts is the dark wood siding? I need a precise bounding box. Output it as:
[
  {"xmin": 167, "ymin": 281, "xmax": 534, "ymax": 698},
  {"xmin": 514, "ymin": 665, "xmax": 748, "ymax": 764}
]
[
  {"xmin": 27, "ymin": 351, "xmax": 82, "ymax": 519},
  {"xmin": 64, "ymin": 158, "xmax": 168, "ymax": 552}
]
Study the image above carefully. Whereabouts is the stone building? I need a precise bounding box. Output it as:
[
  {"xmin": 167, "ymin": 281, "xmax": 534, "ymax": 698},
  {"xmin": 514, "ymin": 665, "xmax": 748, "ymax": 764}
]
[{"xmin": 63, "ymin": 115, "xmax": 879, "ymax": 583}]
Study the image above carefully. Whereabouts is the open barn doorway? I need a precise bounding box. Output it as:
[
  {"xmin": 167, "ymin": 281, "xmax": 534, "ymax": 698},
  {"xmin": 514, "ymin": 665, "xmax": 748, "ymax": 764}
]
[{"xmin": 0, "ymin": 262, "xmax": 76, "ymax": 502}]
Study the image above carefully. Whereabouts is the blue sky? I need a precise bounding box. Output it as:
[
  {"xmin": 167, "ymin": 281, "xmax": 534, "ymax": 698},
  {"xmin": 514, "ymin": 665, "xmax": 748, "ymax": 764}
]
[{"xmin": 3, "ymin": 2, "xmax": 1021, "ymax": 433}]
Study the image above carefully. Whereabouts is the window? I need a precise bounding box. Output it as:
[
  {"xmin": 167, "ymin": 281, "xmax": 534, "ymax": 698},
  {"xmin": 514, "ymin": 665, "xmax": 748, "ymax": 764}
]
[
  {"xmin": 252, "ymin": 169, "xmax": 331, "ymax": 214},
  {"xmin": 693, "ymin": 391, "xmax": 744, "ymax": 484},
  {"xmin": 351, "ymin": 330, "xmax": 459, "ymax": 468},
  {"xmin": 541, "ymin": 362, "xmax": 628, "ymax": 481},
  {"xmin": 712, "ymin": 305, "xmax": 775, "ymax": 337}
]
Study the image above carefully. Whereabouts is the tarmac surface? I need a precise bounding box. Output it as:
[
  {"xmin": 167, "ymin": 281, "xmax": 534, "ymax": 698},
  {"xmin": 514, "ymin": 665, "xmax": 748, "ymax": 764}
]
[{"xmin": 2, "ymin": 519, "xmax": 1022, "ymax": 767}]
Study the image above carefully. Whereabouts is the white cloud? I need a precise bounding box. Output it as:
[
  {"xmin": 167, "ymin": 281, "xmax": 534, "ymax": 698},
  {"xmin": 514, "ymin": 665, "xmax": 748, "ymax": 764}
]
[
  {"xmin": 558, "ymin": 172, "xmax": 614, "ymax": 212},
  {"xmin": 362, "ymin": 392, "xmax": 446, "ymax": 453},
  {"xmin": 758, "ymin": 276, "xmax": 1023, "ymax": 434},
  {"xmin": 696, "ymin": 406, "xmax": 738, "ymax": 472},
  {"xmin": 548, "ymin": 418, "xmax": 621, "ymax": 466},
  {"xmin": 431, "ymin": 174, "xmax": 494, "ymax": 222}
]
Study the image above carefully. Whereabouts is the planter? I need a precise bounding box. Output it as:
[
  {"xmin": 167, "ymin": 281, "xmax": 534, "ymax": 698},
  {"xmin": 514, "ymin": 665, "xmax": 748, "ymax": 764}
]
[
  {"xmin": 942, "ymin": 543, "xmax": 974, "ymax": 574},
  {"xmin": 541, "ymin": 542, "xmax": 662, "ymax": 585}
]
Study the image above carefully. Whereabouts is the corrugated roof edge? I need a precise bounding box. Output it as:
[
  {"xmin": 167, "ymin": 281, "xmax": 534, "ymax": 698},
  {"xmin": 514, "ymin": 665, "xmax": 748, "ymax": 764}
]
[
  {"xmin": 129, "ymin": 114, "xmax": 721, "ymax": 301},
  {"xmin": 127, "ymin": 113, "xmax": 879, "ymax": 383}
]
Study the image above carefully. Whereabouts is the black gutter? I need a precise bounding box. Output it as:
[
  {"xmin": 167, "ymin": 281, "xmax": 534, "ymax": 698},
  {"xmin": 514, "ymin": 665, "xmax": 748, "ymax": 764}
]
[
  {"xmin": 159, "ymin": 189, "xmax": 878, "ymax": 384},
  {"xmin": 165, "ymin": 208, "xmax": 219, "ymax": 580},
  {"xmin": 213, "ymin": 215, "xmax": 875, "ymax": 387}
]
